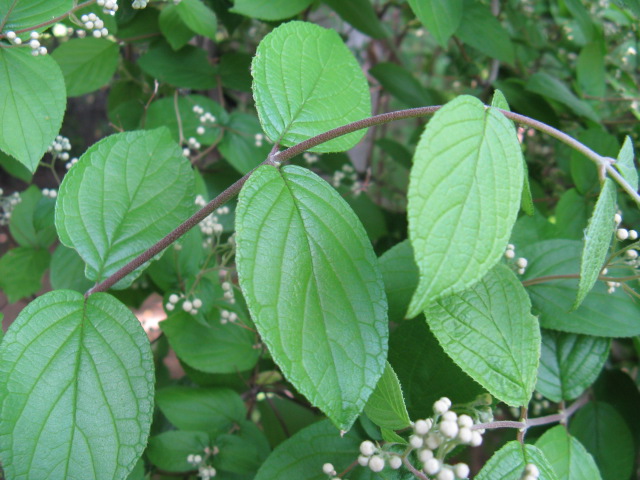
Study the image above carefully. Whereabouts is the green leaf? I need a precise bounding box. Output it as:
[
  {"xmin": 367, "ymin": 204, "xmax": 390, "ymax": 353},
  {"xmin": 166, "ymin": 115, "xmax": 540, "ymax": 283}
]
[
  {"xmin": 145, "ymin": 94, "xmax": 228, "ymax": 147},
  {"xmin": 364, "ymin": 362, "xmax": 411, "ymax": 430},
  {"xmin": 615, "ymin": 136, "xmax": 638, "ymax": 191},
  {"xmin": 554, "ymin": 188, "xmax": 590, "ymax": 239},
  {"xmin": 251, "ymin": 21, "xmax": 371, "ymax": 152},
  {"xmin": 138, "ymin": 42, "xmax": 217, "ymax": 89},
  {"xmin": 593, "ymin": 369, "xmax": 640, "ymax": 445},
  {"xmin": 160, "ymin": 311, "xmax": 260, "ymax": 373},
  {"xmin": 526, "ymin": 73, "xmax": 599, "ymax": 122},
  {"xmin": 9, "ymin": 185, "xmax": 56, "ymax": 248},
  {"xmin": 176, "ymin": 0, "xmax": 217, "ymax": 40},
  {"xmin": 155, "ymin": 386, "xmax": 245, "ymax": 434},
  {"xmin": 388, "ymin": 319, "xmax": 484, "ymax": 420},
  {"xmin": 611, "ymin": 0, "xmax": 640, "ymax": 17},
  {"xmin": 0, "ymin": 150, "xmax": 32, "ymax": 182},
  {"xmin": 369, "ymin": 62, "xmax": 433, "ymax": 108},
  {"xmin": 159, "ymin": 4, "xmax": 194, "ymax": 50},
  {"xmin": 214, "ymin": 421, "xmax": 271, "ymax": 475},
  {"xmin": 570, "ymin": 128, "xmax": 619, "ymax": 195},
  {"xmin": 476, "ymin": 441, "xmax": 558, "ymax": 480},
  {"xmin": 216, "ymin": 52, "xmax": 253, "ymax": 92},
  {"xmin": 574, "ymin": 178, "xmax": 616, "ymax": 308},
  {"xmin": 236, "ymin": 165, "xmax": 388, "ymax": 431},
  {"xmin": 0, "ymin": 247, "xmax": 50, "ymax": 303},
  {"xmin": 218, "ymin": 112, "xmax": 271, "ymax": 174},
  {"xmin": 323, "ymin": 0, "xmax": 388, "ymax": 39},
  {"xmin": 426, "ymin": 265, "xmax": 540, "ymax": 406},
  {"xmin": 55, "ymin": 128, "xmax": 195, "ymax": 288},
  {"xmin": 520, "ymin": 239, "xmax": 640, "ymax": 337},
  {"xmin": 51, "ymin": 38, "xmax": 119, "ymax": 97},
  {"xmin": 408, "ymin": 0, "xmax": 462, "ymax": 47},
  {"xmin": 536, "ymin": 425, "xmax": 603, "ymax": 480},
  {"xmin": 407, "ymin": 95, "xmax": 524, "ymax": 316},
  {"xmin": 147, "ymin": 430, "xmax": 210, "ymax": 472},
  {"xmin": 378, "ymin": 240, "xmax": 419, "ymax": 322},
  {"xmin": 0, "ymin": 48, "xmax": 66, "ymax": 172},
  {"xmin": 577, "ymin": 39, "xmax": 606, "ymax": 97},
  {"xmin": 455, "ymin": 0, "xmax": 514, "ymax": 64},
  {"xmin": 0, "ymin": 290, "xmax": 154, "ymax": 480},
  {"xmin": 230, "ymin": 0, "xmax": 313, "ymax": 20},
  {"xmin": 0, "ymin": 0, "xmax": 72, "ymax": 32},
  {"xmin": 49, "ymin": 244, "xmax": 94, "ymax": 293},
  {"xmin": 255, "ymin": 420, "xmax": 363, "ymax": 480},
  {"xmin": 569, "ymin": 402, "xmax": 634, "ymax": 480},
  {"xmin": 536, "ymin": 330, "xmax": 610, "ymax": 402}
]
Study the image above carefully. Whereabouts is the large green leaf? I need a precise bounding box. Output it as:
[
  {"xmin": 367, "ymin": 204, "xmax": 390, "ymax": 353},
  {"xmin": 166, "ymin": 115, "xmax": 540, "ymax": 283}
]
[
  {"xmin": 378, "ymin": 240, "xmax": 419, "ymax": 322},
  {"xmin": 9, "ymin": 185, "xmax": 56, "ymax": 248},
  {"xmin": 159, "ymin": 4, "xmax": 194, "ymax": 50},
  {"xmin": 176, "ymin": 0, "xmax": 217, "ymax": 40},
  {"xmin": 364, "ymin": 362, "xmax": 411, "ymax": 430},
  {"xmin": 138, "ymin": 42, "xmax": 217, "ymax": 89},
  {"xmin": 0, "ymin": 247, "xmax": 50, "ymax": 303},
  {"xmin": 388, "ymin": 319, "xmax": 484, "ymax": 420},
  {"xmin": 51, "ymin": 38, "xmax": 119, "ymax": 97},
  {"xmin": 520, "ymin": 240, "xmax": 640, "ymax": 337},
  {"xmin": 0, "ymin": 48, "xmax": 66, "ymax": 172},
  {"xmin": 426, "ymin": 265, "xmax": 540, "ymax": 406},
  {"xmin": 55, "ymin": 128, "xmax": 195, "ymax": 289},
  {"xmin": 408, "ymin": 0, "xmax": 462, "ymax": 47},
  {"xmin": 155, "ymin": 386, "xmax": 245, "ymax": 434},
  {"xmin": 0, "ymin": 0, "xmax": 72, "ymax": 32},
  {"xmin": 476, "ymin": 441, "xmax": 558, "ymax": 480},
  {"xmin": 577, "ymin": 39, "xmax": 606, "ymax": 97},
  {"xmin": 160, "ymin": 311, "xmax": 260, "ymax": 373},
  {"xmin": 526, "ymin": 73, "xmax": 599, "ymax": 122},
  {"xmin": 569, "ymin": 402, "xmax": 634, "ymax": 480},
  {"xmin": 407, "ymin": 95, "xmax": 523, "ymax": 316},
  {"xmin": 536, "ymin": 425, "xmax": 603, "ymax": 480},
  {"xmin": 615, "ymin": 136, "xmax": 638, "ymax": 191},
  {"xmin": 251, "ymin": 21, "xmax": 371, "ymax": 152},
  {"xmin": 49, "ymin": 244, "xmax": 94, "ymax": 293},
  {"xmin": 536, "ymin": 330, "xmax": 610, "ymax": 403},
  {"xmin": 455, "ymin": 0, "xmax": 514, "ymax": 64},
  {"xmin": 236, "ymin": 165, "xmax": 387, "ymax": 431},
  {"xmin": 574, "ymin": 178, "xmax": 616, "ymax": 308},
  {"xmin": 231, "ymin": 0, "xmax": 313, "ymax": 20},
  {"xmin": 323, "ymin": 0, "xmax": 387, "ymax": 39},
  {"xmin": 218, "ymin": 112, "xmax": 272, "ymax": 174},
  {"xmin": 0, "ymin": 290, "xmax": 154, "ymax": 480}
]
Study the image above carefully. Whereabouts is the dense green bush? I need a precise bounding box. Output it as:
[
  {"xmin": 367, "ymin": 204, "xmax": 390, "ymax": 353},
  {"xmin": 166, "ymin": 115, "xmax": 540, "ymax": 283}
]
[{"xmin": 0, "ymin": 1, "xmax": 639, "ymax": 479}]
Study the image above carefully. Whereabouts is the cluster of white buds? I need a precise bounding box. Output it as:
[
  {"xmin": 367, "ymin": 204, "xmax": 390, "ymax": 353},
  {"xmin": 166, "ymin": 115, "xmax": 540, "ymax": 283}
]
[
  {"xmin": 80, "ymin": 13, "xmax": 109, "ymax": 38},
  {"xmin": 96, "ymin": 0, "xmax": 118, "ymax": 15},
  {"xmin": 606, "ymin": 280, "xmax": 622, "ymax": 294},
  {"xmin": 222, "ymin": 280, "xmax": 236, "ymax": 304},
  {"xmin": 529, "ymin": 392, "xmax": 551, "ymax": 416},
  {"xmin": 198, "ymin": 465, "xmax": 217, "ymax": 480},
  {"xmin": 357, "ymin": 441, "xmax": 402, "ymax": 473},
  {"xmin": 165, "ymin": 293, "xmax": 203, "ymax": 315},
  {"xmin": 26, "ymin": 31, "xmax": 47, "ymax": 56},
  {"xmin": 130, "ymin": 278, "xmax": 149, "ymax": 290},
  {"xmin": 504, "ymin": 244, "xmax": 527, "ymax": 274},
  {"xmin": 188, "ymin": 136, "xmax": 201, "ymax": 151},
  {"xmin": 65, "ymin": 157, "xmax": 79, "ymax": 170},
  {"xmin": 187, "ymin": 448, "xmax": 218, "ymax": 479},
  {"xmin": 4, "ymin": 31, "xmax": 21, "ymax": 45},
  {"xmin": 132, "ymin": 0, "xmax": 149, "ymax": 8},
  {"xmin": 195, "ymin": 196, "xmax": 230, "ymax": 245},
  {"xmin": 192, "ymin": 105, "xmax": 217, "ymax": 138},
  {"xmin": 41, "ymin": 188, "xmax": 58, "ymax": 199},
  {"xmin": 254, "ymin": 133, "xmax": 264, "ymax": 147},
  {"xmin": 47, "ymin": 135, "xmax": 72, "ymax": 162},
  {"xmin": 616, "ymin": 228, "xmax": 638, "ymax": 242},
  {"xmin": 0, "ymin": 190, "xmax": 21, "ymax": 226},
  {"xmin": 220, "ymin": 309, "xmax": 238, "ymax": 325},
  {"xmin": 321, "ymin": 462, "xmax": 341, "ymax": 479},
  {"xmin": 303, "ymin": 152, "xmax": 319, "ymax": 165},
  {"xmin": 332, "ymin": 163, "xmax": 358, "ymax": 188},
  {"xmin": 520, "ymin": 463, "xmax": 540, "ymax": 480}
]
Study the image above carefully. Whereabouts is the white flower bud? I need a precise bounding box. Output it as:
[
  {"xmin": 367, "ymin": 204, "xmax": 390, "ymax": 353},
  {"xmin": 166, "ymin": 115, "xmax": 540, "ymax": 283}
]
[
  {"xmin": 629, "ymin": 230, "xmax": 638, "ymax": 240},
  {"xmin": 389, "ymin": 456, "xmax": 402, "ymax": 470},
  {"xmin": 414, "ymin": 419, "xmax": 432, "ymax": 435},
  {"xmin": 525, "ymin": 464, "xmax": 540, "ymax": 477},
  {"xmin": 504, "ymin": 249, "xmax": 515, "ymax": 259},
  {"xmin": 457, "ymin": 414, "xmax": 473, "ymax": 428},
  {"xmin": 6, "ymin": 31, "xmax": 16, "ymax": 40},
  {"xmin": 469, "ymin": 430, "xmax": 483, "ymax": 447},
  {"xmin": 626, "ymin": 249, "xmax": 638, "ymax": 259},
  {"xmin": 423, "ymin": 458, "xmax": 440, "ymax": 475},
  {"xmin": 368, "ymin": 455, "xmax": 384, "ymax": 473},
  {"xmin": 166, "ymin": 303, "xmax": 174, "ymax": 311},
  {"xmin": 193, "ymin": 298, "xmax": 203, "ymax": 309},
  {"xmin": 614, "ymin": 213, "xmax": 622, "ymax": 224},
  {"xmin": 29, "ymin": 39, "xmax": 40, "ymax": 49},
  {"xmin": 357, "ymin": 455, "xmax": 369, "ymax": 466},
  {"xmin": 440, "ymin": 420, "xmax": 459, "ymax": 439},
  {"xmin": 169, "ymin": 294, "xmax": 179, "ymax": 304},
  {"xmin": 359, "ymin": 440, "xmax": 375, "ymax": 457},
  {"xmin": 454, "ymin": 463, "xmax": 470, "ymax": 479},
  {"xmin": 425, "ymin": 433, "xmax": 443, "ymax": 449},
  {"xmin": 197, "ymin": 126, "xmax": 205, "ymax": 135},
  {"xmin": 442, "ymin": 411, "xmax": 457, "ymax": 422},
  {"xmin": 322, "ymin": 463, "xmax": 335, "ymax": 475},
  {"xmin": 516, "ymin": 257, "xmax": 528, "ymax": 268},
  {"xmin": 409, "ymin": 434, "xmax": 424, "ymax": 449},
  {"xmin": 457, "ymin": 427, "xmax": 473, "ymax": 444},
  {"xmin": 182, "ymin": 300, "xmax": 193, "ymax": 311},
  {"xmin": 437, "ymin": 469, "xmax": 455, "ymax": 480},
  {"xmin": 418, "ymin": 448, "xmax": 433, "ymax": 463},
  {"xmin": 617, "ymin": 228, "xmax": 630, "ymax": 241},
  {"xmin": 433, "ymin": 400, "xmax": 449, "ymax": 414}
]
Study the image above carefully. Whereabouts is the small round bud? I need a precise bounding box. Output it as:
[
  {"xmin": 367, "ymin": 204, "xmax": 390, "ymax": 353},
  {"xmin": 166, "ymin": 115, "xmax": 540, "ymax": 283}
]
[
  {"xmin": 357, "ymin": 455, "xmax": 369, "ymax": 466},
  {"xmin": 193, "ymin": 298, "xmax": 203, "ymax": 309},
  {"xmin": 166, "ymin": 303, "xmax": 175, "ymax": 311},
  {"xmin": 359, "ymin": 440, "xmax": 375, "ymax": 457},
  {"xmin": 29, "ymin": 39, "xmax": 40, "ymax": 49},
  {"xmin": 30, "ymin": 31, "xmax": 40, "ymax": 39},
  {"xmin": 169, "ymin": 294, "xmax": 179, "ymax": 304},
  {"xmin": 414, "ymin": 419, "xmax": 432, "ymax": 435},
  {"xmin": 626, "ymin": 249, "xmax": 638, "ymax": 259},
  {"xmin": 423, "ymin": 458, "xmax": 440, "ymax": 475},
  {"xmin": 504, "ymin": 249, "xmax": 515, "ymax": 259},
  {"xmin": 617, "ymin": 228, "xmax": 630, "ymax": 241},
  {"xmin": 614, "ymin": 213, "xmax": 622, "ymax": 224},
  {"xmin": 453, "ymin": 463, "xmax": 470, "ymax": 479},
  {"xmin": 182, "ymin": 300, "xmax": 193, "ymax": 311},
  {"xmin": 409, "ymin": 434, "xmax": 424, "ymax": 449},
  {"xmin": 418, "ymin": 448, "xmax": 433, "ymax": 463},
  {"xmin": 439, "ymin": 420, "xmax": 459, "ymax": 439},
  {"xmin": 470, "ymin": 430, "xmax": 483, "ymax": 447},
  {"xmin": 425, "ymin": 433, "xmax": 443, "ymax": 449},
  {"xmin": 197, "ymin": 126, "xmax": 205, "ymax": 135},
  {"xmin": 6, "ymin": 31, "xmax": 16, "ymax": 40},
  {"xmin": 433, "ymin": 399, "xmax": 449, "ymax": 414},
  {"xmin": 437, "ymin": 469, "xmax": 455, "ymax": 480},
  {"xmin": 525, "ymin": 464, "xmax": 540, "ymax": 477},
  {"xmin": 322, "ymin": 463, "xmax": 335, "ymax": 475},
  {"xmin": 629, "ymin": 230, "xmax": 638, "ymax": 240},
  {"xmin": 389, "ymin": 456, "xmax": 402, "ymax": 470},
  {"xmin": 442, "ymin": 411, "xmax": 457, "ymax": 422},
  {"xmin": 457, "ymin": 414, "xmax": 473, "ymax": 428},
  {"xmin": 516, "ymin": 257, "xmax": 528, "ymax": 268},
  {"xmin": 368, "ymin": 455, "xmax": 384, "ymax": 473},
  {"xmin": 13, "ymin": 37, "xmax": 21, "ymax": 45},
  {"xmin": 457, "ymin": 427, "xmax": 473, "ymax": 444}
]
